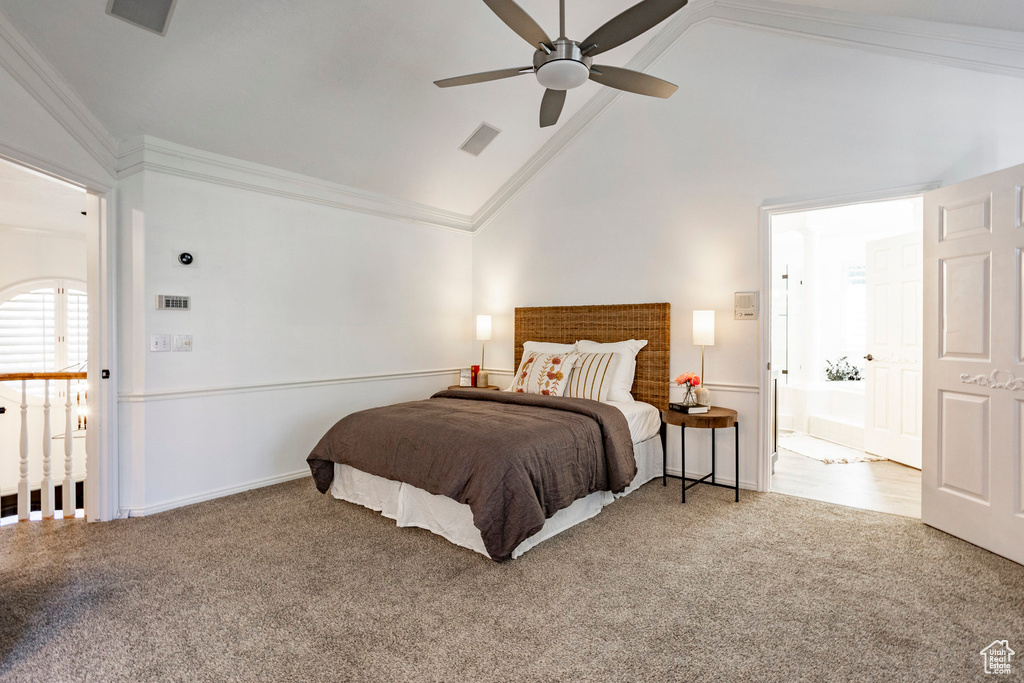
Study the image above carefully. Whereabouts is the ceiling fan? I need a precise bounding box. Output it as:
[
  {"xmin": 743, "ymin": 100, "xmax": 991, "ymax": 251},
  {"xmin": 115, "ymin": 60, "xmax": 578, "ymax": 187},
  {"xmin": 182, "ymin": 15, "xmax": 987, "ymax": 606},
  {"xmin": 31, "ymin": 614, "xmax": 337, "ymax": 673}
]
[{"xmin": 435, "ymin": 0, "xmax": 688, "ymax": 127}]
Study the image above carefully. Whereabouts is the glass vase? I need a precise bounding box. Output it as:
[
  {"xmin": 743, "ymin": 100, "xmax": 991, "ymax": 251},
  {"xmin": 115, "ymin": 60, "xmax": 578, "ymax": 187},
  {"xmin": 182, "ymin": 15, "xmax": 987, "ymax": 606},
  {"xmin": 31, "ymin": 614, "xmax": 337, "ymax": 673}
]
[{"xmin": 680, "ymin": 384, "xmax": 698, "ymax": 407}]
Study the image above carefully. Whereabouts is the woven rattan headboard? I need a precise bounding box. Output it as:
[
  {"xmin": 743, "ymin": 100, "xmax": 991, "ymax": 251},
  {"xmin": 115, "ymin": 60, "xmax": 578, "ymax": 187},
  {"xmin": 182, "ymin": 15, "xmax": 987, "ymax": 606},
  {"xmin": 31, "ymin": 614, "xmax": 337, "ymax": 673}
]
[{"xmin": 514, "ymin": 303, "xmax": 671, "ymax": 410}]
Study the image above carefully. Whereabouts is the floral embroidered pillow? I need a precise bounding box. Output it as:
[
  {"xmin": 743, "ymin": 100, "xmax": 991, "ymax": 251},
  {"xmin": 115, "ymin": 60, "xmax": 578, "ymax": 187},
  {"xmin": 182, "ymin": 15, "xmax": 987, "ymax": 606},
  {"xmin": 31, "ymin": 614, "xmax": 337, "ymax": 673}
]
[{"xmin": 509, "ymin": 351, "xmax": 579, "ymax": 396}]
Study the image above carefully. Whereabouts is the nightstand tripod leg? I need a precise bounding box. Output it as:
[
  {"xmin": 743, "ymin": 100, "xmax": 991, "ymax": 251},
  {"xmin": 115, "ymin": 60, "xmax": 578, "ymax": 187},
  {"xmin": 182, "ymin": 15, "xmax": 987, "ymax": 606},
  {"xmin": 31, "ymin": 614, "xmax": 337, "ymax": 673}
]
[
  {"xmin": 661, "ymin": 421, "xmax": 667, "ymax": 486},
  {"xmin": 681, "ymin": 424, "xmax": 686, "ymax": 504},
  {"xmin": 734, "ymin": 422, "xmax": 740, "ymax": 502},
  {"xmin": 711, "ymin": 427, "xmax": 716, "ymax": 485}
]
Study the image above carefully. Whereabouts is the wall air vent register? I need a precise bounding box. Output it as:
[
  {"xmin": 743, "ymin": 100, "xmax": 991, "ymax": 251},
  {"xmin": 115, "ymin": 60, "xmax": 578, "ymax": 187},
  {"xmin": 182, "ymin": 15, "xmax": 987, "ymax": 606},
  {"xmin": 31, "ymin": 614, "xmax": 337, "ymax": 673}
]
[
  {"xmin": 106, "ymin": 0, "xmax": 178, "ymax": 36},
  {"xmin": 460, "ymin": 123, "xmax": 501, "ymax": 156},
  {"xmin": 157, "ymin": 295, "xmax": 190, "ymax": 310}
]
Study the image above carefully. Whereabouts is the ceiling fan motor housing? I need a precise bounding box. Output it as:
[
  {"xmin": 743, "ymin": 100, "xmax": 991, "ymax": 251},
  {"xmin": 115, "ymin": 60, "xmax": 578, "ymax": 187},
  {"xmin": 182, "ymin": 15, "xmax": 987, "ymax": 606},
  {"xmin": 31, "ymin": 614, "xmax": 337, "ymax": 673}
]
[{"xmin": 533, "ymin": 39, "xmax": 593, "ymax": 90}]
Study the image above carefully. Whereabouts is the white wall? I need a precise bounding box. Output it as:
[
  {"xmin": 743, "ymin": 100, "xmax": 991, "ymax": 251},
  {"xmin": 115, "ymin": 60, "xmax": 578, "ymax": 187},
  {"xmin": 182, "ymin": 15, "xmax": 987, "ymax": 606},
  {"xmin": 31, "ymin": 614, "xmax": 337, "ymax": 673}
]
[
  {"xmin": 116, "ymin": 163, "xmax": 474, "ymax": 514},
  {"xmin": 0, "ymin": 229, "xmax": 88, "ymax": 495},
  {"xmin": 474, "ymin": 23, "xmax": 1024, "ymax": 489}
]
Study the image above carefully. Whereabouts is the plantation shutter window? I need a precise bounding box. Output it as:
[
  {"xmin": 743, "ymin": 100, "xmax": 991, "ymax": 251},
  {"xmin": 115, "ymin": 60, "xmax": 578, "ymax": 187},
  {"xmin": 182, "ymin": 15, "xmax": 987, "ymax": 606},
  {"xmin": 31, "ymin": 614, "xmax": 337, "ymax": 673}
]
[{"xmin": 0, "ymin": 280, "xmax": 87, "ymax": 399}]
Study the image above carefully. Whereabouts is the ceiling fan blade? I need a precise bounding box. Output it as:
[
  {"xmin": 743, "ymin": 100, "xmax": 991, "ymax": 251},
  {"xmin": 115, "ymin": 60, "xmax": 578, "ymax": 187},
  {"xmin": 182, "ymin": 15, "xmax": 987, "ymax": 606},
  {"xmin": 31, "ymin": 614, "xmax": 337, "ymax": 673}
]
[
  {"xmin": 589, "ymin": 65, "xmax": 677, "ymax": 98},
  {"xmin": 434, "ymin": 67, "xmax": 532, "ymax": 88},
  {"xmin": 580, "ymin": 0, "xmax": 688, "ymax": 57},
  {"xmin": 539, "ymin": 88, "xmax": 566, "ymax": 127},
  {"xmin": 482, "ymin": 0, "xmax": 552, "ymax": 49}
]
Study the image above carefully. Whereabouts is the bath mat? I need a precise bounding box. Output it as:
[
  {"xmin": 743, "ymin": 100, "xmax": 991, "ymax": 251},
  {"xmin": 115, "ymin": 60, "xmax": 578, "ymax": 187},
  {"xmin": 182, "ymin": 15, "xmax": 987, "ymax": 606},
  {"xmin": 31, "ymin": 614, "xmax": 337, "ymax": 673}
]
[{"xmin": 778, "ymin": 432, "xmax": 885, "ymax": 464}]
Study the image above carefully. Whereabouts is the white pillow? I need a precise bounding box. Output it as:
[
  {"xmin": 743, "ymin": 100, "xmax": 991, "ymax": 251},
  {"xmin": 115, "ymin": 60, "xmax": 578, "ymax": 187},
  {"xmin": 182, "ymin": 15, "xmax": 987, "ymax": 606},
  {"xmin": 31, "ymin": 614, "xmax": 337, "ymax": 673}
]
[
  {"xmin": 505, "ymin": 342, "xmax": 577, "ymax": 392},
  {"xmin": 509, "ymin": 351, "xmax": 579, "ymax": 396},
  {"xmin": 575, "ymin": 339, "xmax": 648, "ymax": 402},
  {"xmin": 523, "ymin": 341, "xmax": 576, "ymax": 354}
]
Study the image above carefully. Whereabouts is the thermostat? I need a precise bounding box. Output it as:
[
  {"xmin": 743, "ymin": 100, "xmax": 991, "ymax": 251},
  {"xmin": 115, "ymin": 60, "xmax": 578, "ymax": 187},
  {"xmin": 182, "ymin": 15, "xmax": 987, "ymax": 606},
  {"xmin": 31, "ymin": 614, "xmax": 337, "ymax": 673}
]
[{"xmin": 735, "ymin": 292, "xmax": 759, "ymax": 320}]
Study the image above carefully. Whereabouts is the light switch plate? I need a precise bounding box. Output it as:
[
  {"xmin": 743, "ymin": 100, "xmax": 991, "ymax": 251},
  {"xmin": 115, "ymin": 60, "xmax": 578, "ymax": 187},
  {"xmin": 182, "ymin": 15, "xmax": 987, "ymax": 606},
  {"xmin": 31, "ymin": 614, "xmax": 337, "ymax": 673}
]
[
  {"xmin": 150, "ymin": 334, "xmax": 171, "ymax": 352},
  {"xmin": 173, "ymin": 334, "xmax": 193, "ymax": 352}
]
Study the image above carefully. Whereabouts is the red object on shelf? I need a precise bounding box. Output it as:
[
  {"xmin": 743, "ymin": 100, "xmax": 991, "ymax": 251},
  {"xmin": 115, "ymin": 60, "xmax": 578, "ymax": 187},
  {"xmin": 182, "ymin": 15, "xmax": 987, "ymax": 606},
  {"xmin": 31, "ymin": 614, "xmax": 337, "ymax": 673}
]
[{"xmin": 471, "ymin": 365, "xmax": 480, "ymax": 387}]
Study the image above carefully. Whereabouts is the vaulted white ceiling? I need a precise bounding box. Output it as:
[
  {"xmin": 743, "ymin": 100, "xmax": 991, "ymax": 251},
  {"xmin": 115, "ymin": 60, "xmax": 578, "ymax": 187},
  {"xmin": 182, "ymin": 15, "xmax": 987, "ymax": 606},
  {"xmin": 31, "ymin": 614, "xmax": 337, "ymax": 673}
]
[
  {"xmin": 0, "ymin": 0, "xmax": 657, "ymax": 216},
  {"xmin": 1, "ymin": 0, "xmax": 1021, "ymax": 218}
]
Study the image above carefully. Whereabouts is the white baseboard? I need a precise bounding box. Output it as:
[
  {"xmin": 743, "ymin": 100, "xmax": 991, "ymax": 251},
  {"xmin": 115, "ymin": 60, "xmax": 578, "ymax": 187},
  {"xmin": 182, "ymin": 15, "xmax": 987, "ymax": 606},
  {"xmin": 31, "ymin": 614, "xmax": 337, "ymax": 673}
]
[
  {"xmin": 123, "ymin": 467, "xmax": 310, "ymax": 517},
  {"xmin": 122, "ymin": 465, "xmax": 753, "ymax": 517},
  {"xmin": 664, "ymin": 466, "xmax": 757, "ymax": 491}
]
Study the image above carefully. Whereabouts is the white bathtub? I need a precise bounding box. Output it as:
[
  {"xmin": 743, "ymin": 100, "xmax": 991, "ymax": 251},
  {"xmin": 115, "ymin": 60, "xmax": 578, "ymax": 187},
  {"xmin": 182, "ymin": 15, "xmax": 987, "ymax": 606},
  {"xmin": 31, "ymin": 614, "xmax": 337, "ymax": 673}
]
[{"xmin": 778, "ymin": 381, "xmax": 865, "ymax": 450}]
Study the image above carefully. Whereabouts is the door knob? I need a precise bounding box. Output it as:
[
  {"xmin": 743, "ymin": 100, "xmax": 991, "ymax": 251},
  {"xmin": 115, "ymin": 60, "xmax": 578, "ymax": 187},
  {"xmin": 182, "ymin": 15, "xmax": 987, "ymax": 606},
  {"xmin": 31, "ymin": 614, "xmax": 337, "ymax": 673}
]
[{"xmin": 864, "ymin": 354, "xmax": 874, "ymax": 362}]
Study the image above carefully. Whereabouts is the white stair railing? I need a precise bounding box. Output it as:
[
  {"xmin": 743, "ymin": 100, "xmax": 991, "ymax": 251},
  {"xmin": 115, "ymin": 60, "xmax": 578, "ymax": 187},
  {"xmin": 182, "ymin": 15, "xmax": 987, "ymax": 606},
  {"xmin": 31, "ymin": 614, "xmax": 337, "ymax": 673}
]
[
  {"xmin": 18, "ymin": 379, "xmax": 28, "ymax": 520},
  {"xmin": 41, "ymin": 379, "xmax": 54, "ymax": 517},
  {"xmin": 63, "ymin": 380, "xmax": 75, "ymax": 518},
  {"xmin": 1, "ymin": 372, "xmax": 87, "ymax": 521}
]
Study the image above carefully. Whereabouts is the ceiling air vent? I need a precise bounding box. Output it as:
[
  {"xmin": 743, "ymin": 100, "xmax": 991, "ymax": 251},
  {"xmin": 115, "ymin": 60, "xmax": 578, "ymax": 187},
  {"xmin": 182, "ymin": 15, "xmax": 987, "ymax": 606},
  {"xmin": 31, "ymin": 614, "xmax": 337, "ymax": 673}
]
[
  {"xmin": 106, "ymin": 0, "xmax": 178, "ymax": 36},
  {"xmin": 460, "ymin": 123, "xmax": 501, "ymax": 156},
  {"xmin": 157, "ymin": 295, "xmax": 190, "ymax": 311}
]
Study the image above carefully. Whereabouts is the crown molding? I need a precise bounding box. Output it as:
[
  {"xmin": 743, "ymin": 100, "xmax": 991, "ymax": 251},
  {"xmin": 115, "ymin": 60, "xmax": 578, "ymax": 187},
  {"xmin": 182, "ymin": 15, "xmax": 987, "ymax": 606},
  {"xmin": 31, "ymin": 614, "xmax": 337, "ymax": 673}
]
[
  {"xmin": 117, "ymin": 136, "xmax": 475, "ymax": 233},
  {"xmin": 708, "ymin": 0, "xmax": 1024, "ymax": 76},
  {"xmin": 470, "ymin": 0, "xmax": 1024, "ymax": 234},
  {"xmin": 0, "ymin": 8, "xmax": 118, "ymax": 182}
]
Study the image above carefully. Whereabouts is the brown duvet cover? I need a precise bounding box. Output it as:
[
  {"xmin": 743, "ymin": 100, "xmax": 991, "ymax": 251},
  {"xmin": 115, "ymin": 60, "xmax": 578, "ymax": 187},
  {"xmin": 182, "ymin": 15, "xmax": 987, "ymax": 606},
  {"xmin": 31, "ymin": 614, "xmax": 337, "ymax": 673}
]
[{"xmin": 307, "ymin": 389, "xmax": 636, "ymax": 561}]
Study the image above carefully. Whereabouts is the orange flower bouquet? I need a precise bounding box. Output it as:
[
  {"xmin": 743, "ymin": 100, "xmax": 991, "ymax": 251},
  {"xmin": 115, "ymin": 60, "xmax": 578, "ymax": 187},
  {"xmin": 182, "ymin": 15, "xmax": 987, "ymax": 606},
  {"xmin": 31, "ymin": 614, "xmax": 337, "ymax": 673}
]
[{"xmin": 674, "ymin": 372, "xmax": 702, "ymax": 407}]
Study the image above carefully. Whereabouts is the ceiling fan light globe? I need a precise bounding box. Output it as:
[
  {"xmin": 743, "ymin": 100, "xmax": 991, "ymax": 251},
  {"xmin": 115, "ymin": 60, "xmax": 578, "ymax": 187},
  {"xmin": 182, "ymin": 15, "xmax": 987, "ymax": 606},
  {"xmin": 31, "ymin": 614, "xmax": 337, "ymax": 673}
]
[{"xmin": 536, "ymin": 60, "xmax": 590, "ymax": 90}]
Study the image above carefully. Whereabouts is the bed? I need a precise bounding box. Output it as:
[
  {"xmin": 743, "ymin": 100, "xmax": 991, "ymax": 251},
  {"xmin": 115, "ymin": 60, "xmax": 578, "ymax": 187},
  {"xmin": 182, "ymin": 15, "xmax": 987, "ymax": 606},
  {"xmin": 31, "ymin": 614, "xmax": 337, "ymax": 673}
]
[{"xmin": 308, "ymin": 303, "xmax": 670, "ymax": 560}]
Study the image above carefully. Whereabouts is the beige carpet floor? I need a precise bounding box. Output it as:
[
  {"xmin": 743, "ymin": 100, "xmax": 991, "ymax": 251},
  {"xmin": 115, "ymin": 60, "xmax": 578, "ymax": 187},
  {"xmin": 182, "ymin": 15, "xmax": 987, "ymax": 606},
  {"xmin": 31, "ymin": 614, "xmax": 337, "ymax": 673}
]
[{"xmin": 1, "ymin": 478, "xmax": 1022, "ymax": 682}]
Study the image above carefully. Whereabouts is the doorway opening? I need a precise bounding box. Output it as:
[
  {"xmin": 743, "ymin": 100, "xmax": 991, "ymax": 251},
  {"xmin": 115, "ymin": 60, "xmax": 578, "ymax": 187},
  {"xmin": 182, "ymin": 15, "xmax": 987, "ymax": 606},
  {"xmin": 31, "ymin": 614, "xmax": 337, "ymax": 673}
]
[
  {"xmin": 0, "ymin": 157, "xmax": 97, "ymax": 524},
  {"xmin": 767, "ymin": 196, "xmax": 923, "ymax": 518}
]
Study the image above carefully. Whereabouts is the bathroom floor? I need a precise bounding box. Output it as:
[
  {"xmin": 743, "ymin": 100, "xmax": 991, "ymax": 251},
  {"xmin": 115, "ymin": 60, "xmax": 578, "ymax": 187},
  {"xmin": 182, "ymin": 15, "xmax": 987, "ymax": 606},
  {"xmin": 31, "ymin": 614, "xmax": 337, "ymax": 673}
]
[{"xmin": 772, "ymin": 448, "xmax": 921, "ymax": 518}]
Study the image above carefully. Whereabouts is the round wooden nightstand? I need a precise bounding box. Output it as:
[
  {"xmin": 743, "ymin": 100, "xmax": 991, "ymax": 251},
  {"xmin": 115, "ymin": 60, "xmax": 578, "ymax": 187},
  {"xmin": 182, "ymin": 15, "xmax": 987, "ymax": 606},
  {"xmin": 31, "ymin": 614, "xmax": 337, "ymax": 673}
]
[
  {"xmin": 660, "ymin": 407, "xmax": 739, "ymax": 503},
  {"xmin": 447, "ymin": 385, "xmax": 500, "ymax": 390}
]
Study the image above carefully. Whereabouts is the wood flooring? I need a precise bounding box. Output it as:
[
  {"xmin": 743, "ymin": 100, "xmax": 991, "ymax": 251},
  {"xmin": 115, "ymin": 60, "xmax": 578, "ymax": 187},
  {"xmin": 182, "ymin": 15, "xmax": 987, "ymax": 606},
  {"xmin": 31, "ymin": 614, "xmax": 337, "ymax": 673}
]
[{"xmin": 772, "ymin": 448, "xmax": 921, "ymax": 518}]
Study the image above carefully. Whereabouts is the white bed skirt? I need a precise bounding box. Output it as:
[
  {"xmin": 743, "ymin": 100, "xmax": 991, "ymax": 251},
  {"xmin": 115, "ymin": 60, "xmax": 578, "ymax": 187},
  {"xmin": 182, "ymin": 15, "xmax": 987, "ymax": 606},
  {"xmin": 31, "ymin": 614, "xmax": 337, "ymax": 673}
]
[{"xmin": 330, "ymin": 434, "xmax": 664, "ymax": 559}]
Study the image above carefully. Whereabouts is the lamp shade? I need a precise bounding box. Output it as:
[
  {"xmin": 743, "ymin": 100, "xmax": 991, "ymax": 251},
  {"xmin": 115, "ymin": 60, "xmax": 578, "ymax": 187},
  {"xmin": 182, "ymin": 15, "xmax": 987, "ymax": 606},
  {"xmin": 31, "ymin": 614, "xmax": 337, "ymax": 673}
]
[
  {"xmin": 693, "ymin": 310, "xmax": 715, "ymax": 346},
  {"xmin": 476, "ymin": 315, "xmax": 492, "ymax": 341}
]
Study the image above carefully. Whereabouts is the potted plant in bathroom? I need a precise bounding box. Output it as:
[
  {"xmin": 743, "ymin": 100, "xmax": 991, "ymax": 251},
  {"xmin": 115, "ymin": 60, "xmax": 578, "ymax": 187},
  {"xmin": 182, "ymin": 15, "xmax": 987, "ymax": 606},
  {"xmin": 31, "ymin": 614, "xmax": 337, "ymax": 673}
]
[{"xmin": 824, "ymin": 356, "xmax": 863, "ymax": 381}]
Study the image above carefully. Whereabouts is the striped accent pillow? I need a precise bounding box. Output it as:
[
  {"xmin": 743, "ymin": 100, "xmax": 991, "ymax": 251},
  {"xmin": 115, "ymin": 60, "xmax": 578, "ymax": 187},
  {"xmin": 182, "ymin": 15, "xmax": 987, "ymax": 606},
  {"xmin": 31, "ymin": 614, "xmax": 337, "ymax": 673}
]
[{"xmin": 565, "ymin": 352, "xmax": 616, "ymax": 402}]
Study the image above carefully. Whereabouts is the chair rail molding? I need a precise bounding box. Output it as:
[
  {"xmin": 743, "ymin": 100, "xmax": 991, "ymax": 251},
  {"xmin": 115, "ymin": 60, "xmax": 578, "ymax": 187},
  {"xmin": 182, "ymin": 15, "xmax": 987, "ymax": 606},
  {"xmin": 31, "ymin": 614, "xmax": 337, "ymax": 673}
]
[
  {"xmin": 118, "ymin": 367, "xmax": 464, "ymax": 403},
  {"xmin": 672, "ymin": 381, "xmax": 760, "ymax": 394}
]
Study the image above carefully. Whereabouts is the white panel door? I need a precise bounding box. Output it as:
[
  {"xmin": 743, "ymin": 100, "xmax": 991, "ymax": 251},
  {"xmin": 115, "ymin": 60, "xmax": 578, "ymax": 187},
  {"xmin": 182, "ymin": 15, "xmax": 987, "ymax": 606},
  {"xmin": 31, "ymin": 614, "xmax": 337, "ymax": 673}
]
[
  {"xmin": 923, "ymin": 163, "xmax": 1024, "ymax": 565},
  {"xmin": 864, "ymin": 232, "xmax": 922, "ymax": 468}
]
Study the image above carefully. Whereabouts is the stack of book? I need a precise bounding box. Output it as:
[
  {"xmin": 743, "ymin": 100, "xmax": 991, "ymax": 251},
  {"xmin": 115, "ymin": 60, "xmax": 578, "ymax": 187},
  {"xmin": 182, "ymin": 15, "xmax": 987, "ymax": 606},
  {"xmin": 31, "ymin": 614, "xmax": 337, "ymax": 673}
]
[{"xmin": 669, "ymin": 402, "xmax": 709, "ymax": 414}]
